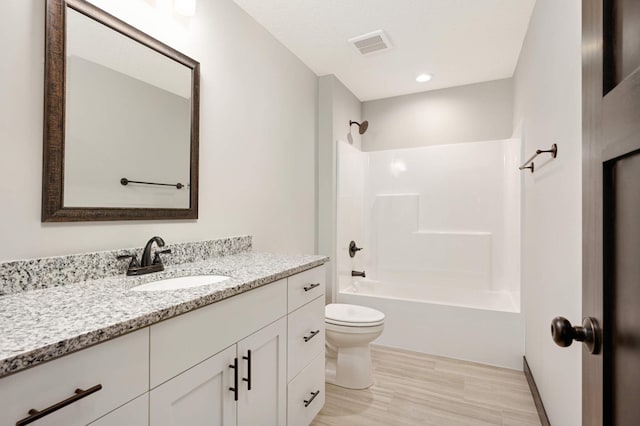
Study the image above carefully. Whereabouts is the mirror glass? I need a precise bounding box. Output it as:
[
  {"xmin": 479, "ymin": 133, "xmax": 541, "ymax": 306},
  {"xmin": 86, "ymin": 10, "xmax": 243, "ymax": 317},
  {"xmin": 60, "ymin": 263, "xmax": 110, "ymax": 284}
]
[
  {"xmin": 64, "ymin": 7, "xmax": 191, "ymax": 208},
  {"xmin": 42, "ymin": 0, "xmax": 199, "ymax": 222}
]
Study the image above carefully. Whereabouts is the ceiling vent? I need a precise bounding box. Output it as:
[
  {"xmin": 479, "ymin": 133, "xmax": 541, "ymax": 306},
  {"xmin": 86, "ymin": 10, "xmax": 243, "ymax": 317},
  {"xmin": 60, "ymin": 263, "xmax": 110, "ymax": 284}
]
[{"xmin": 348, "ymin": 30, "xmax": 392, "ymax": 56}]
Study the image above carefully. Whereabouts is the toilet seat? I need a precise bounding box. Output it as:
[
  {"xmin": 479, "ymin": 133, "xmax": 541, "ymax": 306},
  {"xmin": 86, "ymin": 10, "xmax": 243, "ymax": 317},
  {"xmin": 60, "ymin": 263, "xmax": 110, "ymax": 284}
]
[
  {"xmin": 325, "ymin": 321, "xmax": 384, "ymax": 334},
  {"xmin": 325, "ymin": 318, "xmax": 384, "ymax": 327},
  {"xmin": 325, "ymin": 304, "xmax": 385, "ymax": 327}
]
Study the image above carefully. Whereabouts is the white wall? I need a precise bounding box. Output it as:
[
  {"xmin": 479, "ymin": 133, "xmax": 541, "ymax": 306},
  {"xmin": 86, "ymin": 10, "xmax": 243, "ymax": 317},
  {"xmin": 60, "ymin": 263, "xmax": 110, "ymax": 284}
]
[
  {"xmin": 0, "ymin": 0, "xmax": 317, "ymax": 261},
  {"xmin": 335, "ymin": 141, "xmax": 367, "ymax": 298},
  {"xmin": 317, "ymin": 75, "xmax": 362, "ymax": 302},
  {"xmin": 513, "ymin": 1, "xmax": 583, "ymax": 425},
  {"xmin": 362, "ymin": 78, "xmax": 513, "ymax": 151}
]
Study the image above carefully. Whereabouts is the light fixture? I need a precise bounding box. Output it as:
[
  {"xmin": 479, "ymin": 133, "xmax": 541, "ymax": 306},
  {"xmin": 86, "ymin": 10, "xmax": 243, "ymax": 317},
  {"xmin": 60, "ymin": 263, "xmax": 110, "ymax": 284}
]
[
  {"xmin": 174, "ymin": 0, "xmax": 196, "ymax": 16},
  {"xmin": 416, "ymin": 73, "xmax": 432, "ymax": 83}
]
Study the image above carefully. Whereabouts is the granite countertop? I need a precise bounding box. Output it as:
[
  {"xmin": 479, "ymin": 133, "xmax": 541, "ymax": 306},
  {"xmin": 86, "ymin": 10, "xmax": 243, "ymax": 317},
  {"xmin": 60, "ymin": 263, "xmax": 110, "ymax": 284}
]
[{"xmin": 0, "ymin": 251, "xmax": 328, "ymax": 379}]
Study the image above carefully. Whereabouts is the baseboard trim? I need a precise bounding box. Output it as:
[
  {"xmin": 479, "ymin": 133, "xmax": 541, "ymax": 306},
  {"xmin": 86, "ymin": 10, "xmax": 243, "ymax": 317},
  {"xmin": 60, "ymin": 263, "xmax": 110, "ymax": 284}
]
[{"xmin": 523, "ymin": 356, "xmax": 551, "ymax": 426}]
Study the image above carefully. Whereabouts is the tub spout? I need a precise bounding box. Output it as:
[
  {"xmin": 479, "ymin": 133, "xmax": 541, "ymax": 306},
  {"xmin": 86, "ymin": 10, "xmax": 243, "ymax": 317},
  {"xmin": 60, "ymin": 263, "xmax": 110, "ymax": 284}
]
[{"xmin": 352, "ymin": 270, "xmax": 366, "ymax": 278}]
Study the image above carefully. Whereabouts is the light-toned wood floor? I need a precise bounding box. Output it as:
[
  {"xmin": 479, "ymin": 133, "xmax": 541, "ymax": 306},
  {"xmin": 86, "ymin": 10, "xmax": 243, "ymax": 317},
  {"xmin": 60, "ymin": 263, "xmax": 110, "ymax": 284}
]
[{"xmin": 312, "ymin": 346, "xmax": 541, "ymax": 426}]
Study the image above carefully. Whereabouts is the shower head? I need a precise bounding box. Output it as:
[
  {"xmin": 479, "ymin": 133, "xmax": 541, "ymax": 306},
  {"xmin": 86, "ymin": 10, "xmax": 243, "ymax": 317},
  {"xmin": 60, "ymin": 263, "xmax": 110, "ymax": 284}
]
[{"xmin": 349, "ymin": 120, "xmax": 369, "ymax": 135}]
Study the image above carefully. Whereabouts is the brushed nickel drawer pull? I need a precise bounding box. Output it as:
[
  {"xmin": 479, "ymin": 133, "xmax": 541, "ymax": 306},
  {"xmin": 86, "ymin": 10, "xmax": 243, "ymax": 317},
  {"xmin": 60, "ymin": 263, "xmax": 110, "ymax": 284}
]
[
  {"xmin": 303, "ymin": 283, "xmax": 320, "ymax": 292},
  {"xmin": 303, "ymin": 330, "xmax": 320, "ymax": 342},
  {"xmin": 303, "ymin": 390, "xmax": 320, "ymax": 407},
  {"xmin": 16, "ymin": 384, "xmax": 102, "ymax": 426}
]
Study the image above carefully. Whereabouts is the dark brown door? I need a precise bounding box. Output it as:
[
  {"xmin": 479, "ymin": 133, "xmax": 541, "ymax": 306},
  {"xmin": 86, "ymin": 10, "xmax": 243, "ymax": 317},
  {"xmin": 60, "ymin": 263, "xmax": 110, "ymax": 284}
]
[{"xmin": 583, "ymin": 1, "xmax": 640, "ymax": 425}]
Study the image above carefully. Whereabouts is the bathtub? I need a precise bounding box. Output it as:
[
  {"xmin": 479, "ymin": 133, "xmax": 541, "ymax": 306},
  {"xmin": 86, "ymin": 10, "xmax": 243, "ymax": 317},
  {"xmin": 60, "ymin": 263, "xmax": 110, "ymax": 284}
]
[
  {"xmin": 344, "ymin": 279, "xmax": 518, "ymax": 312},
  {"xmin": 337, "ymin": 279, "xmax": 524, "ymax": 369}
]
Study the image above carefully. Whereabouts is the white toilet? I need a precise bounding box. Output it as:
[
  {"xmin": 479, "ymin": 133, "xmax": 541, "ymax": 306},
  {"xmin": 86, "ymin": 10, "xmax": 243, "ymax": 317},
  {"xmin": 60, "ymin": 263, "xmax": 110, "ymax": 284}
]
[{"xmin": 324, "ymin": 303, "xmax": 385, "ymax": 389}]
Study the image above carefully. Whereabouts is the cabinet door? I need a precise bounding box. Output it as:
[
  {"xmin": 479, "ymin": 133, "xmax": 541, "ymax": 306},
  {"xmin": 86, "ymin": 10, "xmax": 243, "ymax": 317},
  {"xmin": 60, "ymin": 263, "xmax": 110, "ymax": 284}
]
[
  {"xmin": 237, "ymin": 317, "xmax": 287, "ymax": 426},
  {"xmin": 150, "ymin": 345, "xmax": 237, "ymax": 426}
]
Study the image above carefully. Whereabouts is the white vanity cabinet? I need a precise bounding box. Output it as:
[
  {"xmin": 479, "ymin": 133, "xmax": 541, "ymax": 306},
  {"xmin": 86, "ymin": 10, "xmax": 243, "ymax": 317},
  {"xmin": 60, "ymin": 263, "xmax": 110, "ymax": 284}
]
[
  {"xmin": 90, "ymin": 394, "xmax": 149, "ymax": 426},
  {"xmin": 0, "ymin": 328, "xmax": 149, "ymax": 426},
  {"xmin": 148, "ymin": 278, "xmax": 289, "ymax": 426},
  {"xmin": 0, "ymin": 264, "xmax": 326, "ymax": 426},
  {"xmin": 149, "ymin": 317, "xmax": 287, "ymax": 426},
  {"xmin": 287, "ymin": 352, "xmax": 325, "ymax": 426},
  {"xmin": 237, "ymin": 318, "xmax": 287, "ymax": 426},
  {"xmin": 147, "ymin": 266, "xmax": 326, "ymax": 426},
  {"xmin": 149, "ymin": 344, "xmax": 238, "ymax": 425},
  {"xmin": 148, "ymin": 279, "xmax": 288, "ymax": 389},
  {"xmin": 286, "ymin": 267, "xmax": 326, "ymax": 425}
]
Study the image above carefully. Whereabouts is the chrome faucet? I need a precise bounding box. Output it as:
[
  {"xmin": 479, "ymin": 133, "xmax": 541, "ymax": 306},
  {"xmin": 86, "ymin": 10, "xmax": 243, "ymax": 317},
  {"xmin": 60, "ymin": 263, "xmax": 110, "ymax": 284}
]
[
  {"xmin": 351, "ymin": 270, "xmax": 366, "ymax": 278},
  {"xmin": 117, "ymin": 236, "xmax": 171, "ymax": 276}
]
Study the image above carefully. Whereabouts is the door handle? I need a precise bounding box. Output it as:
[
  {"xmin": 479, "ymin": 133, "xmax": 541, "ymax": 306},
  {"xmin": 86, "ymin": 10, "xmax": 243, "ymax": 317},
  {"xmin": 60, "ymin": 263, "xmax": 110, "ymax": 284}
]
[
  {"xmin": 229, "ymin": 357, "xmax": 239, "ymax": 401},
  {"xmin": 551, "ymin": 316, "xmax": 601, "ymax": 354},
  {"xmin": 303, "ymin": 330, "xmax": 320, "ymax": 342},
  {"xmin": 303, "ymin": 390, "xmax": 320, "ymax": 408},
  {"xmin": 303, "ymin": 283, "xmax": 320, "ymax": 292},
  {"xmin": 16, "ymin": 385, "xmax": 102, "ymax": 426},
  {"xmin": 242, "ymin": 350, "xmax": 252, "ymax": 391}
]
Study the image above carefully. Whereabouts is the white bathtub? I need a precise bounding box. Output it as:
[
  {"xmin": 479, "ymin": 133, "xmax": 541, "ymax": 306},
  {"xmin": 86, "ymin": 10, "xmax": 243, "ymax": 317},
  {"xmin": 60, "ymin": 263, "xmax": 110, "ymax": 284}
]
[
  {"xmin": 337, "ymin": 279, "xmax": 524, "ymax": 369},
  {"xmin": 344, "ymin": 279, "xmax": 519, "ymax": 313}
]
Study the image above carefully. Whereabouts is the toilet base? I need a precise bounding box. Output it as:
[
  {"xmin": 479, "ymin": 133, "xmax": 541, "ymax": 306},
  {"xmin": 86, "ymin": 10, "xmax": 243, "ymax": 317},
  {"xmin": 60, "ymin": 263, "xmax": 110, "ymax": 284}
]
[{"xmin": 325, "ymin": 344, "xmax": 374, "ymax": 389}]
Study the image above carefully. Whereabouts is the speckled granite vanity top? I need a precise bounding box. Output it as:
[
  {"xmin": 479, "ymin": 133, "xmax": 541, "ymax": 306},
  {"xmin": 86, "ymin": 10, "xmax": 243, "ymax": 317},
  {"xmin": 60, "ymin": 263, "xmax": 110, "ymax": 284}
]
[{"xmin": 0, "ymin": 236, "xmax": 327, "ymax": 378}]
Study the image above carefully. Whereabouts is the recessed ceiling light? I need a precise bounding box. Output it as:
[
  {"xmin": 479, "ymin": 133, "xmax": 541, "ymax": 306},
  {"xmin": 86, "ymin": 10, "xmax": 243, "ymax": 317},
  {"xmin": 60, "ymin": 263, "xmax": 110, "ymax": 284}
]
[{"xmin": 416, "ymin": 74, "xmax": 432, "ymax": 83}]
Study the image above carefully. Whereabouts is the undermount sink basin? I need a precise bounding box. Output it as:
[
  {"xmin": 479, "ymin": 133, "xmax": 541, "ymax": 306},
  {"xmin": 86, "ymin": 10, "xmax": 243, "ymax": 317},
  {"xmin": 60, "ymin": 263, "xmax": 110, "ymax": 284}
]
[{"xmin": 131, "ymin": 275, "xmax": 230, "ymax": 292}]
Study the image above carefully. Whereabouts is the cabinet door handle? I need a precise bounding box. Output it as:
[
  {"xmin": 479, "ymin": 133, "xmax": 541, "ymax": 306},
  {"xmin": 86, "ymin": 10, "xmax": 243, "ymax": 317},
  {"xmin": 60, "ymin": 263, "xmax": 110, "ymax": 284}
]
[
  {"xmin": 303, "ymin": 390, "xmax": 320, "ymax": 408},
  {"xmin": 303, "ymin": 330, "xmax": 320, "ymax": 342},
  {"xmin": 16, "ymin": 384, "xmax": 102, "ymax": 426},
  {"xmin": 242, "ymin": 350, "xmax": 252, "ymax": 391},
  {"xmin": 229, "ymin": 358, "xmax": 238, "ymax": 401},
  {"xmin": 303, "ymin": 282, "xmax": 320, "ymax": 292}
]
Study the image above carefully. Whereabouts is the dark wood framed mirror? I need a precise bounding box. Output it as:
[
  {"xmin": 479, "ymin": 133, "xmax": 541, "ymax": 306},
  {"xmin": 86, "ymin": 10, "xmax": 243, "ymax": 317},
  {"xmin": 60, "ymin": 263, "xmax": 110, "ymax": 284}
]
[{"xmin": 42, "ymin": 0, "xmax": 199, "ymax": 222}]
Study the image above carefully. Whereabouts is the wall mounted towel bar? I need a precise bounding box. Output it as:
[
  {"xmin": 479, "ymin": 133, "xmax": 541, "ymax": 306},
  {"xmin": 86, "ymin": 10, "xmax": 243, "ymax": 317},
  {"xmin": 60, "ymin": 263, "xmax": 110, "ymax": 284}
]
[
  {"xmin": 519, "ymin": 143, "xmax": 558, "ymax": 173},
  {"xmin": 120, "ymin": 178, "xmax": 184, "ymax": 189}
]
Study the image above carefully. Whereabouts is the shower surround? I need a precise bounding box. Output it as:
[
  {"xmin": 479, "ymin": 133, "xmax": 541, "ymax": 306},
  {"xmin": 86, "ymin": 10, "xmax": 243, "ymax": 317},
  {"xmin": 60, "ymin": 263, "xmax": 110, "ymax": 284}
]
[{"xmin": 336, "ymin": 138, "xmax": 524, "ymax": 368}]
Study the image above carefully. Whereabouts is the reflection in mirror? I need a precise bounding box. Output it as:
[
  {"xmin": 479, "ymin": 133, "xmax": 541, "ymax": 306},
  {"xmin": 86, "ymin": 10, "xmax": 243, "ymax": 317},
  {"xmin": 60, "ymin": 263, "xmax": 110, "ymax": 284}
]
[
  {"xmin": 64, "ymin": 7, "xmax": 191, "ymax": 208},
  {"xmin": 42, "ymin": 0, "xmax": 199, "ymax": 221}
]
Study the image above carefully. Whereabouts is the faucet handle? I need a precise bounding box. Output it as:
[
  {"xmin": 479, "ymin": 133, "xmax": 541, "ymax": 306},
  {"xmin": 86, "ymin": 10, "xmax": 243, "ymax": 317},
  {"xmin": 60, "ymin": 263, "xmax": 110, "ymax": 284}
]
[
  {"xmin": 153, "ymin": 249, "xmax": 172, "ymax": 265},
  {"xmin": 117, "ymin": 254, "xmax": 140, "ymax": 268}
]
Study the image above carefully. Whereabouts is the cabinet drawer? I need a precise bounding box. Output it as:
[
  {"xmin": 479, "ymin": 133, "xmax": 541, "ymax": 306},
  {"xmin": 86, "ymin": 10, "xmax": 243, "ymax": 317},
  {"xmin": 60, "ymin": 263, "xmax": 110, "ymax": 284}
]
[
  {"xmin": 287, "ymin": 351, "xmax": 325, "ymax": 426},
  {"xmin": 288, "ymin": 266, "xmax": 325, "ymax": 313},
  {"xmin": 150, "ymin": 279, "xmax": 287, "ymax": 388},
  {"xmin": 90, "ymin": 393, "xmax": 148, "ymax": 426},
  {"xmin": 287, "ymin": 296, "xmax": 325, "ymax": 381},
  {"xmin": 0, "ymin": 329, "xmax": 149, "ymax": 426}
]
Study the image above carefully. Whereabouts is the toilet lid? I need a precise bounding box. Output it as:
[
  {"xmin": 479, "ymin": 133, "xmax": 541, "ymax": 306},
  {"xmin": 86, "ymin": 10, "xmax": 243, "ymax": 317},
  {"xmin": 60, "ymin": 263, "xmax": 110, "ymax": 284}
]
[{"xmin": 325, "ymin": 304, "xmax": 385, "ymax": 326}]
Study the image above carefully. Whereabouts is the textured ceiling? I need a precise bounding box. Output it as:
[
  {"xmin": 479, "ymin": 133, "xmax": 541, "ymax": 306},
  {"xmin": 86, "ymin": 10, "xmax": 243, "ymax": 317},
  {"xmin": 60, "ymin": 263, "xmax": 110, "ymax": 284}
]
[{"xmin": 231, "ymin": 0, "xmax": 536, "ymax": 101}]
